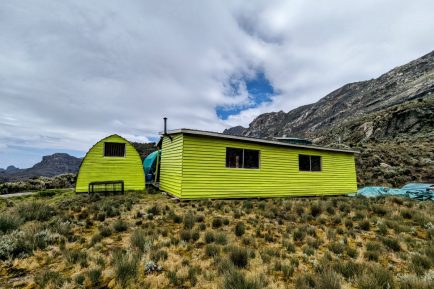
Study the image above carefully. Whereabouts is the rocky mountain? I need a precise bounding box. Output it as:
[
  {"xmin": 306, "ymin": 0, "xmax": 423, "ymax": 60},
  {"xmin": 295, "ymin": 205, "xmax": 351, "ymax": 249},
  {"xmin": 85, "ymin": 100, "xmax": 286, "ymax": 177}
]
[
  {"xmin": 224, "ymin": 50, "xmax": 434, "ymax": 187},
  {"xmin": 0, "ymin": 153, "xmax": 82, "ymax": 182}
]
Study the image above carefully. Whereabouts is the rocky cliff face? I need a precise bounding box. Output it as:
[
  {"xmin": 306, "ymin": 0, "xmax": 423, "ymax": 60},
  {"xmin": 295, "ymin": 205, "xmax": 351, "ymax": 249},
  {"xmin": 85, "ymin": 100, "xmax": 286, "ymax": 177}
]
[
  {"xmin": 224, "ymin": 50, "xmax": 434, "ymax": 187},
  {"xmin": 0, "ymin": 153, "xmax": 82, "ymax": 182}
]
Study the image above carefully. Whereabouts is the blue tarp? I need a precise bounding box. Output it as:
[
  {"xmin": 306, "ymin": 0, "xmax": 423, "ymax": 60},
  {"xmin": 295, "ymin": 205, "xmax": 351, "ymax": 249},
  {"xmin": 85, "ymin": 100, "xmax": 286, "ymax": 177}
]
[
  {"xmin": 143, "ymin": 150, "xmax": 160, "ymax": 182},
  {"xmin": 355, "ymin": 183, "xmax": 434, "ymax": 200}
]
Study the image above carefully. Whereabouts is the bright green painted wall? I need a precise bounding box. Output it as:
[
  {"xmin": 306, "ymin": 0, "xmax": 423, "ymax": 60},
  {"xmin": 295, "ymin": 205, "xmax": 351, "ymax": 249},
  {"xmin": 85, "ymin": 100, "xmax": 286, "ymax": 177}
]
[
  {"xmin": 160, "ymin": 133, "xmax": 357, "ymax": 199},
  {"xmin": 159, "ymin": 134, "xmax": 183, "ymax": 198},
  {"xmin": 75, "ymin": 135, "xmax": 145, "ymax": 193}
]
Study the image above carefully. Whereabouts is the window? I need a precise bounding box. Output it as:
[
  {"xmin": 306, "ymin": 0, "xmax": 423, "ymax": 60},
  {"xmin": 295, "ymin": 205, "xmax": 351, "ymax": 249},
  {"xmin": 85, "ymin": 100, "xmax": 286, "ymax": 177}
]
[
  {"xmin": 299, "ymin": 154, "xmax": 321, "ymax": 172},
  {"xmin": 226, "ymin": 147, "xmax": 259, "ymax": 169},
  {"xmin": 104, "ymin": 142, "xmax": 126, "ymax": 157}
]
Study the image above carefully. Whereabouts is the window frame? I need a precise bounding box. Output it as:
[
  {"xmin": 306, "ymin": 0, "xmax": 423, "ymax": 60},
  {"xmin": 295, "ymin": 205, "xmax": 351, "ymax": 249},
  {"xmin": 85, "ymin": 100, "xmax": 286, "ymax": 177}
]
[
  {"xmin": 225, "ymin": 147, "xmax": 260, "ymax": 169},
  {"xmin": 103, "ymin": 142, "xmax": 126, "ymax": 158},
  {"xmin": 298, "ymin": 154, "xmax": 322, "ymax": 172}
]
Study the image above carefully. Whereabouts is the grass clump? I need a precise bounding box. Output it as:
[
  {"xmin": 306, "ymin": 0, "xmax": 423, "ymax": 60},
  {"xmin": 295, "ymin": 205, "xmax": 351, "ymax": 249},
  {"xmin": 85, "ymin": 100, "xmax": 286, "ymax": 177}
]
[
  {"xmin": 410, "ymin": 254, "xmax": 432, "ymax": 275},
  {"xmin": 234, "ymin": 222, "xmax": 245, "ymax": 237},
  {"xmin": 183, "ymin": 211, "xmax": 196, "ymax": 229},
  {"xmin": 112, "ymin": 249, "xmax": 139, "ymax": 287},
  {"xmin": 229, "ymin": 247, "xmax": 249, "ymax": 268},
  {"xmin": 357, "ymin": 265, "xmax": 394, "ymax": 289},
  {"xmin": 205, "ymin": 244, "xmax": 220, "ymax": 257},
  {"xmin": 34, "ymin": 270, "xmax": 64, "ymax": 289},
  {"xmin": 130, "ymin": 229, "xmax": 150, "ymax": 253},
  {"xmin": 212, "ymin": 217, "xmax": 223, "ymax": 228},
  {"xmin": 204, "ymin": 230, "xmax": 216, "ymax": 243},
  {"xmin": 16, "ymin": 202, "xmax": 54, "ymax": 221},
  {"xmin": 112, "ymin": 219, "xmax": 128, "ymax": 232},
  {"xmin": 0, "ymin": 213, "xmax": 22, "ymax": 233},
  {"xmin": 223, "ymin": 268, "xmax": 264, "ymax": 289}
]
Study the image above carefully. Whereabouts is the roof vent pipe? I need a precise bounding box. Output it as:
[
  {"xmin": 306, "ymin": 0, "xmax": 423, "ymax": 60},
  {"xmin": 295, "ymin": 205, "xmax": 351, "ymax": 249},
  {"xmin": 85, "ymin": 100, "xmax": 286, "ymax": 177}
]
[
  {"xmin": 163, "ymin": 117, "xmax": 172, "ymax": 141},
  {"xmin": 164, "ymin": 117, "xmax": 168, "ymax": 134}
]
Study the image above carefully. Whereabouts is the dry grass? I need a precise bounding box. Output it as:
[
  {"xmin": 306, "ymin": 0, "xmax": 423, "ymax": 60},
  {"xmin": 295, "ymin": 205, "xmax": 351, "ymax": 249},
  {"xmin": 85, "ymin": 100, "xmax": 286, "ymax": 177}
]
[{"xmin": 0, "ymin": 190, "xmax": 433, "ymax": 288}]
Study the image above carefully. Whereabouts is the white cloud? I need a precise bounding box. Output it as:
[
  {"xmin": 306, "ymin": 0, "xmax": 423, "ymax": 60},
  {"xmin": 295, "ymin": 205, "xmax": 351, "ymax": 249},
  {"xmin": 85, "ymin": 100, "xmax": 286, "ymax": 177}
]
[{"xmin": 0, "ymin": 0, "xmax": 434, "ymax": 167}]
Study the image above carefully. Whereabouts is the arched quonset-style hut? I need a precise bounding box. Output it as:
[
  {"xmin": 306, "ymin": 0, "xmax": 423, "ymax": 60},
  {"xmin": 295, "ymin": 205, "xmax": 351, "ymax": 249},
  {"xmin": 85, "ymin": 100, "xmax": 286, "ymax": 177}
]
[{"xmin": 75, "ymin": 134, "xmax": 145, "ymax": 193}]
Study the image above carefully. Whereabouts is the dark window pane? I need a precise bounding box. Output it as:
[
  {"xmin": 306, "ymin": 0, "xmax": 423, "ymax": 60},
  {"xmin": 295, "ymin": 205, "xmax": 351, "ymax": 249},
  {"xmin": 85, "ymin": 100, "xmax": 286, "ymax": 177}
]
[
  {"xmin": 226, "ymin": 148, "xmax": 243, "ymax": 168},
  {"xmin": 311, "ymin": 156, "xmax": 321, "ymax": 171},
  {"xmin": 299, "ymin": 155, "xmax": 310, "ymax": 171},
  {"xmin": 244, "ymin": 149, "xmax": 259, "ymax": 169},
  {"xmin": 104, "ymin": 142, "xmax": 126, "ymax": 157}
]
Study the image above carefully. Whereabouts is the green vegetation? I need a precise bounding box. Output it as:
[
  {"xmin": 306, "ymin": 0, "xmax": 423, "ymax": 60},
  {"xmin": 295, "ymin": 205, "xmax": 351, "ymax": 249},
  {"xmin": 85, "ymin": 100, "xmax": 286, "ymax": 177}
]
[{"xmin": 0, "ymin": 190, "xmax": 433, "ymax": 288}]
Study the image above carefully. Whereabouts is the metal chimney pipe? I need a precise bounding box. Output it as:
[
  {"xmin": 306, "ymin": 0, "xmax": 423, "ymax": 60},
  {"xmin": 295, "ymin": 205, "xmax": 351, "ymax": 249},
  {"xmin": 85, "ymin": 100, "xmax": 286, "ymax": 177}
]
[{"xmin": 164, "ymin": 117, "xmax": 167, "ymax": 134}]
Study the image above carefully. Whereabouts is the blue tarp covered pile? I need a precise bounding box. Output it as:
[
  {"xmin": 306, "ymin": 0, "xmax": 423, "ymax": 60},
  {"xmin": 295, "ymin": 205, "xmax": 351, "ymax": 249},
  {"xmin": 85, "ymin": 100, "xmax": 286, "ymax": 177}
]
[{"xmin": 355, "ymin": 183, "xmax": 434, "ymax": 200}]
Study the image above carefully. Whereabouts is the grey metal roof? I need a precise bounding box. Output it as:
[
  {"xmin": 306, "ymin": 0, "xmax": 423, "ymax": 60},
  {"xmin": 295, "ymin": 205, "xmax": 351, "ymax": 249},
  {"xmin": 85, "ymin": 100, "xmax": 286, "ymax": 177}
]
[{"xmin": 161, "ymin": 128, "xmax": 359, "ymax": 154}]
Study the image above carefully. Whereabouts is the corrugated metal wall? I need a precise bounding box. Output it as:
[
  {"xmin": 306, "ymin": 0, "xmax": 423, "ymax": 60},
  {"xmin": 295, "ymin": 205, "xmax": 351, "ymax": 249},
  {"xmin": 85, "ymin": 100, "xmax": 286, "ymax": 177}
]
[
  {"xmin": 75, "ymin": 135, "xmax": 145, "ymax": 193},
  {"xmin": 159, "ymin": 134, "xmax": 184, "ymax": 198},
  {"xmin": 176, "ymin": 134, "xmax": 357, "ymax": 199}
]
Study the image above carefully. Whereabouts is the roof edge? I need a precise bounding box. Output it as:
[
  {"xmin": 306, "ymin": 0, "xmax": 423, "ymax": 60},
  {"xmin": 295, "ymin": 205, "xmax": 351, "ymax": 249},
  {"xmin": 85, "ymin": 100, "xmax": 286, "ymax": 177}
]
[{"xmin": 160, "ymin": 129, "xmax": 359, "ymax": 154}]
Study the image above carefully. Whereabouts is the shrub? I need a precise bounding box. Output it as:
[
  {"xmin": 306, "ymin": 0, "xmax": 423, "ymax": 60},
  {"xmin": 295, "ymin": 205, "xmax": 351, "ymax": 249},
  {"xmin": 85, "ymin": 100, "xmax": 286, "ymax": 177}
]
[
  {"xmin": 0, "ymin": 213, "xmax": 22, "ymax": 233},
  {"xmin": 212, "ymin": 217, "xmax": 223, "ymax": 228},
  {"xmin": 234, "ymin": 222, "xmax": 245, "ymax": 237},
  {"xmin": 205, "ymin": 244, "xmax": 220, "ymax": 257},
  {"xmin": 205, "ymin": 231, "xmax": 215, "ymax": 243},
  {"xmin": 229, "ymin": 247, "xmax": 249, "ymax": 268},
  {"xmin": 0, "ymin": 230, "xmax": 31, "ymax": 259},
  {"xmin": 113, "ymin": 219, "xmax": 128, "ymax": 232},
  {"xmin": 34, "ymin": 270, "xmax": 64, "ymax": 289},
  {"xmin": 16, "ymin": 202, "xmax": 54, "ymax": 221},
  {"xmin": 112, "ymin": 250, "xmax": 139, "ymax": 287}
]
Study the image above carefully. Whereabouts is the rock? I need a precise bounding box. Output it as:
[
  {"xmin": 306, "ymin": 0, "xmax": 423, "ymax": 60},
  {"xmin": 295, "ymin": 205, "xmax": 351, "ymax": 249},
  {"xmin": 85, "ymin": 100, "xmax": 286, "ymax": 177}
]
[{"xmin": 380, "ymin": 163, "xmax": 392, "ymax": 169}]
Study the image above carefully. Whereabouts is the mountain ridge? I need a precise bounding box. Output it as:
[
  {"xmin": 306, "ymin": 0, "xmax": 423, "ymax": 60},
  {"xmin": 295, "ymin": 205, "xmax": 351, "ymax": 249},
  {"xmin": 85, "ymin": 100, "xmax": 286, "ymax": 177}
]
[
  {"xmin": 224, "ymin": 50, "xmax": 434, "ymax": 187},
  {"xmin": 0, "ymin": 153, "xmax": 82, "ymax": 182}
]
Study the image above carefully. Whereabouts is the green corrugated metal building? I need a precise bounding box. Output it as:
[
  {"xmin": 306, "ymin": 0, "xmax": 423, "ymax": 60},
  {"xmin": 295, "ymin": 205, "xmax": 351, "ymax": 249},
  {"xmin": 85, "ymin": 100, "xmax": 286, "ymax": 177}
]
[
  {"xmin": 159, "ymin": 129, "xmax": 358, "ymax": 199},
  {"xmin": 75, "ymin": 134, "xmax": 145, "ymax": 193}
]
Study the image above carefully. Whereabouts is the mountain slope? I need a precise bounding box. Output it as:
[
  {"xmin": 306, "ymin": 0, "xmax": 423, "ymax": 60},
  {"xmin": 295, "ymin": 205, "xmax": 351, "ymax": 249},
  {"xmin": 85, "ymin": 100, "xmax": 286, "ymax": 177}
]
[
  {"xmin": 224, "ymin": 50, "xmax": 434, "ymax": 187},
  {"xmin": 0, "ymin": 153, "xmax": 82, "ymax": 182},
  {"xmin": 225, "ymin": 50, "xmax": 434, "ymax": 139}
]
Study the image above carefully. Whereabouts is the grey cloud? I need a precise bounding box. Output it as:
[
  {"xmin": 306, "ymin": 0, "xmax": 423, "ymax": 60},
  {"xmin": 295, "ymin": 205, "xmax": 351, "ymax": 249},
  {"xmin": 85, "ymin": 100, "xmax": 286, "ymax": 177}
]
[{"xmin": 1, "ymin": 0, "xmax": 434, "ymax": 167}]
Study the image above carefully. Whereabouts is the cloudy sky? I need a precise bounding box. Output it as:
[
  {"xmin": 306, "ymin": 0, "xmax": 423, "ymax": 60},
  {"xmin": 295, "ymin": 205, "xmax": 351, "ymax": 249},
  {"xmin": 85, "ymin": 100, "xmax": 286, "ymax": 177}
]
[{"xmin": 1, "ymin": 0, "xmax": 434, "ymax": 168}]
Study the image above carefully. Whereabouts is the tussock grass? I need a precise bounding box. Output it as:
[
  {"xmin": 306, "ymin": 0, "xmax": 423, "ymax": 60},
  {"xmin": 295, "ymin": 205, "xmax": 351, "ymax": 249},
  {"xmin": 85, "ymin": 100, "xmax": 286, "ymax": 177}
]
[{"xmin": 1, "ymin": 191, "xmax": 433, "ymax": 288}]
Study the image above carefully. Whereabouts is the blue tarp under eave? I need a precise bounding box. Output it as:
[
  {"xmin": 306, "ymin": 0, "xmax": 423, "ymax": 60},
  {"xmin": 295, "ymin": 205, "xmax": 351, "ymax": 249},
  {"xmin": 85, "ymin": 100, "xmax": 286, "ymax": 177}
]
[
  {"xmin": 143, "ymin": 150, "xmax": 160, "ymax": 182},
  {"xmin": 355, "ymin": 183, "xmax": 434, "ymax": 200}
]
